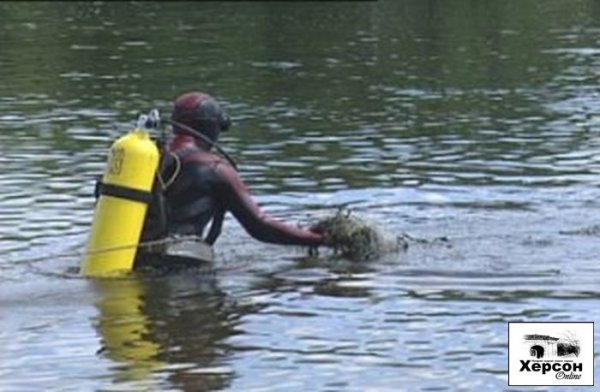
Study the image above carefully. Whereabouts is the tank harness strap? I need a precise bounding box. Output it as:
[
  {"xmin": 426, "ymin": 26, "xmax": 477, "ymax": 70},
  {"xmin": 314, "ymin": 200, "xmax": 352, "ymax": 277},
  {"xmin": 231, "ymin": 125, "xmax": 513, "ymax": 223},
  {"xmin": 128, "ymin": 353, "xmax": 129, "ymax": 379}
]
[
  {"xmin": 162, "ymin": 152, "xmax": 181, "ymax": 188},
  {"xmin": 153, "ymin": 150, "xmax": 178, "ymax": 237},
  {"xmin": 205, "ymin": 209, "xmax": 225, "ymax": 245},
  {"xmin": 98, "ymin": 182, "xmax": 153, "ymax": 204}
]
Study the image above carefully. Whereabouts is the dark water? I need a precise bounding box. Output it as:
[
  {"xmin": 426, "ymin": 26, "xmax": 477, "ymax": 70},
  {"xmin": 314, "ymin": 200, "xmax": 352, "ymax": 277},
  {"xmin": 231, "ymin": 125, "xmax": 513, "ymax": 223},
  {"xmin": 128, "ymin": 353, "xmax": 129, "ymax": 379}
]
[{"xmin": 2, "ymin": 1, "xmax": 600, "ymax": 390}]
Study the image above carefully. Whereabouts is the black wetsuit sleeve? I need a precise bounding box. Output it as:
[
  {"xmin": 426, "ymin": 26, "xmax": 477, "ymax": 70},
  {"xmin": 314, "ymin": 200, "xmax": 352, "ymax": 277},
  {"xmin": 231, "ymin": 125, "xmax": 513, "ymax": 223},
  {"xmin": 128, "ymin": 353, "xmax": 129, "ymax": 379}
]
[{"xmin": 214, "ymin": 163, "xmax": 323, "ymax": 246}]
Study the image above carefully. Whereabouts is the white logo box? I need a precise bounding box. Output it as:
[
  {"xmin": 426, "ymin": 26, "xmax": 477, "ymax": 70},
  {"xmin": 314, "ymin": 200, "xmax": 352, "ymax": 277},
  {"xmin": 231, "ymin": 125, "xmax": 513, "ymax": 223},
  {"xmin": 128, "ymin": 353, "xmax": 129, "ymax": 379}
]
[{"xmin": 508, "ymin": 322, "xmax": 594, "ymax": 386}]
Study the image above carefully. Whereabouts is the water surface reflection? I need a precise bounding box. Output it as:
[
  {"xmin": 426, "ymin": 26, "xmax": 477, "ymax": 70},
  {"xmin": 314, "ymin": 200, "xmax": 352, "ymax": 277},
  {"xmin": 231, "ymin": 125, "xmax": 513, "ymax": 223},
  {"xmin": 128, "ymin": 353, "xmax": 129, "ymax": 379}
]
[{"xmin": 92, "ymin": 270, "xmax": 263, "ymax": 391}]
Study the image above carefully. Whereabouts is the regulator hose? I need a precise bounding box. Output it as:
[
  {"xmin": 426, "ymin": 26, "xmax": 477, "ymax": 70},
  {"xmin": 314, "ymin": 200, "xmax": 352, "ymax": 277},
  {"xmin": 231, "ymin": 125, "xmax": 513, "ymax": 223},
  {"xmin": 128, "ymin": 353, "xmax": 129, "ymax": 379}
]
[{"xmin": 162, "ymin": 118, "xmax": 239, "ymax": 171}]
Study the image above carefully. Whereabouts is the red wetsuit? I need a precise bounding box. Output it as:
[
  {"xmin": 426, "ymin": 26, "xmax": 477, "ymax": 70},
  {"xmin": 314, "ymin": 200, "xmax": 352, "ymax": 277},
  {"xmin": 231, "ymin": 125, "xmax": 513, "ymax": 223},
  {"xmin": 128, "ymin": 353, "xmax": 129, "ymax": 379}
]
[{"xmin": 142, "ymin": 134, "xmax": 323, "ymax": 247}]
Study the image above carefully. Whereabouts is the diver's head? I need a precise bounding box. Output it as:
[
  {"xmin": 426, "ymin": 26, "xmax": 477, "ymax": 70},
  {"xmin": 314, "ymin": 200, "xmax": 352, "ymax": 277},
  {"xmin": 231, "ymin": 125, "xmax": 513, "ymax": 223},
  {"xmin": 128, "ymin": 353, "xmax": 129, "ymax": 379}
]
[{"xmin": 171, "ymin": 92, "xmax": 231, "ymax": 145}]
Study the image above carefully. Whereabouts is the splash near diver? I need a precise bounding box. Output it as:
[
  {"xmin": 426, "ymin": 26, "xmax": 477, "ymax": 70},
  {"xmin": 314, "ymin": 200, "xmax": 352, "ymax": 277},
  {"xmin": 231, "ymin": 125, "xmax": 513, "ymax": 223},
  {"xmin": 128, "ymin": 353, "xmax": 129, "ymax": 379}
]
[{"xmin": 312, "ymin": 209, "xmax": 410, "ymax": 261}]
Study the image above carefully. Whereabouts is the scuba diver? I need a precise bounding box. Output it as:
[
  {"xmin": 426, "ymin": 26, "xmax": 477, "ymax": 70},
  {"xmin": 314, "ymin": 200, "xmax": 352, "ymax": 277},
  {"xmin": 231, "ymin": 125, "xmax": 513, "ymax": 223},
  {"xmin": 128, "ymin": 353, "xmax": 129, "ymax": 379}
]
[{"xmin": 136, "ymin": 92, "xmax": 327, "ymax": 267}]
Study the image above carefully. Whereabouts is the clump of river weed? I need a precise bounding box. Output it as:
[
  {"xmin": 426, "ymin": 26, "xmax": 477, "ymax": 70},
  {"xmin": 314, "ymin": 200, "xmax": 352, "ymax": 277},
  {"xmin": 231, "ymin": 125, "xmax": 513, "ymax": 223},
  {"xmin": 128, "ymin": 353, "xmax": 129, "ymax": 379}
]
[{"xmin": 312, "ymin": 209, "xmax": 409, "ymax": 261}]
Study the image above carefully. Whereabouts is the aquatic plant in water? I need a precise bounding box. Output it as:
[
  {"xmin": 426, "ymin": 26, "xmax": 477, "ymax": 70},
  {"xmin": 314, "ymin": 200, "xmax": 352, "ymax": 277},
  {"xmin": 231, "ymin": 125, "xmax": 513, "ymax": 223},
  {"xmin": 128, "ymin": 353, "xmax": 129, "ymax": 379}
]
[{"xmin": 313, "ymin": 209, "xmax": 408, "ymax": 261}]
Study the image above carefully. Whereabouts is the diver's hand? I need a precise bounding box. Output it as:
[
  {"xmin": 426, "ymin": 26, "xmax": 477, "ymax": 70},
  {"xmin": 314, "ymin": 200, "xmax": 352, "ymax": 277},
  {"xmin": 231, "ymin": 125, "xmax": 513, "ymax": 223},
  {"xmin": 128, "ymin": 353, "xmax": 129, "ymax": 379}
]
[{"xmin": 309, "ymin": 224, "xmax": 333, "ymax": 246}]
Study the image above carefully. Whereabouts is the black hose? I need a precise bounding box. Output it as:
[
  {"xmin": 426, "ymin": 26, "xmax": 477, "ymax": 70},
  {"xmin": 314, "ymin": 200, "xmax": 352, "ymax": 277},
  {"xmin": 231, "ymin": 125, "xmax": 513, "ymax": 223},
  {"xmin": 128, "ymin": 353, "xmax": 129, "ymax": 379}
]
[{"xmin": 162, "ymin": 118, "xmax": 239, "ymax": 171}]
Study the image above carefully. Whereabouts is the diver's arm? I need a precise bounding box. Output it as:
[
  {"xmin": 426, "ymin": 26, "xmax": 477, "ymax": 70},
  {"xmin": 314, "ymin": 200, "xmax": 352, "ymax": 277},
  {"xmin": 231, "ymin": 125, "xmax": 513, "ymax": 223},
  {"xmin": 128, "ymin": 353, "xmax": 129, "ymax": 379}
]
[{"xmin": 214, "ymin": 163, "xmax": 323, "ymax": 246}]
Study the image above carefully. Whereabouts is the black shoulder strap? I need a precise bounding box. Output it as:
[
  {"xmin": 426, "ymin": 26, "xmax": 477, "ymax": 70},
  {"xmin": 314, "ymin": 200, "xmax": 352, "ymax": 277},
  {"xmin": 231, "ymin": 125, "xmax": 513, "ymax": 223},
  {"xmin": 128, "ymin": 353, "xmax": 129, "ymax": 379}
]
[
  {"xmin": 205, "ymin": 209, "xmax": 225, "ymax": 245},
  {"xmin": 152, "ymin": 148, "xmax": 175, "ymax": 236}
]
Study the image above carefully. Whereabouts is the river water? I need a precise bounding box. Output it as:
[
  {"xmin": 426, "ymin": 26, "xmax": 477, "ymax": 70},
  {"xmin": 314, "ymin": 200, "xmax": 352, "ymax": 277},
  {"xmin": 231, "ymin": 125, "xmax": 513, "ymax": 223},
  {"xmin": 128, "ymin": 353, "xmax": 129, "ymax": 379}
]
[{"xmin": 1, "ymin": 1, "xmax": 600, "ymax": 391}]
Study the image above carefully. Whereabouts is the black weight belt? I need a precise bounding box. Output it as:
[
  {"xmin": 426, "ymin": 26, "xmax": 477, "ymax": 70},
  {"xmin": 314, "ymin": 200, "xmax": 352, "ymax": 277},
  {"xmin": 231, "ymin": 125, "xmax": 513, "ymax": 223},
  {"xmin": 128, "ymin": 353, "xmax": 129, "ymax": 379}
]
[{"xmin": 98, "ymin": 182, "xmax": 153, "ymax": 204}]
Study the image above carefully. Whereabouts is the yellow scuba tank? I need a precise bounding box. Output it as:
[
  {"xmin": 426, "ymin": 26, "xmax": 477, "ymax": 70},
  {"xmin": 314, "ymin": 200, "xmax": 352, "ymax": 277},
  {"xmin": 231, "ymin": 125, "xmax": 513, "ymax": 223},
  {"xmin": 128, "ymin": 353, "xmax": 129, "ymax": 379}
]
[{"xmin": 82, "ymin": 111, "xmax": 161, "ymax": 277}]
